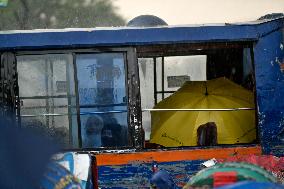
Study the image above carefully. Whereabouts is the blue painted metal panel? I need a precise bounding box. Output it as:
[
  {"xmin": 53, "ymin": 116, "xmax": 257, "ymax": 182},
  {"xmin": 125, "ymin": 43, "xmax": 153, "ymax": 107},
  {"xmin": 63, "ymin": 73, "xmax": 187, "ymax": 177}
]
[
  {"xmin": 1, "ymin": 21, "xmax": 278, "ymax": 51},
  {"xmin": 254, "ymin": 18, "xmax": 284, "ymax": 38},
  {"xmin": 254, "ymin": 26, "xmax": 284, "ymax": 155},
  {"xmin": 1, "ymin": 18, "xmax": 282, "ymax": 51},
  {"xmin": 97, "ymin": 160, "xmax": 204, "ymax": 188}
]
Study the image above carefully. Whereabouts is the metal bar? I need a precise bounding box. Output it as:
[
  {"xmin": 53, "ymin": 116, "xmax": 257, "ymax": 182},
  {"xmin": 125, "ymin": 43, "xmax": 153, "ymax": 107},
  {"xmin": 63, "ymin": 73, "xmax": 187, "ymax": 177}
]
[
  {"xmin": 79, "ymin": 103, "xmax": 127, "ymax": 108},
  {"xmin": 143, "ymin": 108, "xmax": 255, "ymax": 112},
  {"xmin": 44, "ymin": 58, "xmax": 50, "ymax": 128},
  {"xmin": 156, "ymin": 91, "xmax": 176, "ymax": 94},
  {"xmin": 161, "ymin": 56, "xmax": 165, "ymax": 100},
  {"xmin": 21, "ymin": 102, "xmax": 128, "ymax": 109},
  {"xmin": 50, "ymin": 58, "xmax": 55, "ymax": 127},
  {"xmin": 21, "ymin": 105, "xmax": 70, "ymax": 109},
  {"xmin": 20, "ymin": 95, "xmax": 75, "ymax": 99},
  {"xmin": 153, "ymin": 57, "xmax": 157, "ymax": 104},
  {"xmin": 65, "ymin": 56, "xmax": 73, "ymax": 146},
  {"xmin": 20, "ymin": 110, "xmax": 127, "ymax": 117}
]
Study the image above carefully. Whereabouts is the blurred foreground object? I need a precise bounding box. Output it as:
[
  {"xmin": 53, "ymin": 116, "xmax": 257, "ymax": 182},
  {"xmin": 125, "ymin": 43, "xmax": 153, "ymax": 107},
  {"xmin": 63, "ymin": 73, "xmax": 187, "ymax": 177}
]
[
  {"xmin": 216, "ymin": 181, "xmax": 284, "ymax": 189},
  {"xmin": 0, "ymin": 118, "xmax": 58, "ymax": 189},
  {"xmin": 218, "ymin": 154, "xmax": 284, "ymax": 183},
  {"xmin": 183, "ymin": 162, "xmax": 277, "ymax": 188},
  {"xmin": 40, "ymin": 162, "xmax": 82, "ymax": 189},
  {"xmin": 150, "ymin": 170, "xmax": 176, "ymax": 189},
  {"xmin": 52, "ymin": 152, "xmax": 93, "ymax": 189}
]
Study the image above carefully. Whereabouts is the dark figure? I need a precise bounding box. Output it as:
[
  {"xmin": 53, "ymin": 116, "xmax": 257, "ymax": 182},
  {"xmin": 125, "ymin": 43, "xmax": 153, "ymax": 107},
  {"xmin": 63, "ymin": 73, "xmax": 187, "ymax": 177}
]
[
  {"xmin": 197, "ymin": 122, "xmax": 217, "ymax": 146},
  {"xmin": 83, "ymin": 115, "xmax": 104, "ymax": 148},
  {"xmin": 101, "ymin": 117, "xmax": 127, "ymax": 147},
  {"xmin": 242, "ymin": 73, "xmax": 255, "ymax": 91}
]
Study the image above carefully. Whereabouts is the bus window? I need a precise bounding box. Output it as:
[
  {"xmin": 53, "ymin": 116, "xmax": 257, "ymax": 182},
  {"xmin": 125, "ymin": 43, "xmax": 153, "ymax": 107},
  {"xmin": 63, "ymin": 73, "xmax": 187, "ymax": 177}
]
[
  {"xmin": 76, "ymin": 53, "xmax": 129, "ymax": 148},
  {"xmin": 139, "ymin": 55, "xmax": 207, "ymax": 140},
  {"xmin": 138, "ymin": 44, "xmax": 257, "ymax": 148},
  {"xmin": 17, "ymin": 54, "xmax": 78, "ymax": 147}
]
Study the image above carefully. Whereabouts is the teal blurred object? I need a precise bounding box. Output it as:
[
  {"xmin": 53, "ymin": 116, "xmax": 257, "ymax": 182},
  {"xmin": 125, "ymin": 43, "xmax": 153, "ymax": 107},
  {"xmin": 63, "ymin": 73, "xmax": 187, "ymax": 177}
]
[
  {"xmin": 184, "ymin": 163, "xmax": 277, "ymax": 188},
  {"xmin": 41, "ymin": 162, "xmax": 82, "ymax": 189},
  {"xmin": 216, "ymin": 181, "xmax": 284, "ymax": 189}
]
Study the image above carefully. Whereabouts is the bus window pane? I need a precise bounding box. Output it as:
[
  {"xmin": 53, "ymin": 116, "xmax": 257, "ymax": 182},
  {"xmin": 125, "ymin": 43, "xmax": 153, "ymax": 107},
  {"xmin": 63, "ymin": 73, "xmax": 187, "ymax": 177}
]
[
  {"xmin": 76, "ymin": 53, "xmax": 128, "ymax": 148},
  {"xmin": 17, "ymin": 54, "xmax": 78, "ymax": 148}
]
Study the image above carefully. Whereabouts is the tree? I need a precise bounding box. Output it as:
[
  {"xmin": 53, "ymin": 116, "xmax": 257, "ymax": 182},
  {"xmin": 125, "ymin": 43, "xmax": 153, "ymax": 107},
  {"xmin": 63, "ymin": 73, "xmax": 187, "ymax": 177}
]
[{"xmin": 0, "ymin": 0, "xmax": 125, "ymax": 30}]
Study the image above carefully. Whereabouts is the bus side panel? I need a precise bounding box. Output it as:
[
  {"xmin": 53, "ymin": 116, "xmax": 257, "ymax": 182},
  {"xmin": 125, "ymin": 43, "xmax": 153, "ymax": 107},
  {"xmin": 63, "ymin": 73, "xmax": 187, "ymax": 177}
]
[
  {"xmin": 254, "ymin": 26, "xmax": 284, "ymax": 155},
  {"xmin": 97, "ymin": 160, "xmax": 203, "ymax": 188},
  {"xmin": 95, "ymin": 146, "xmax": 261, "ymax": 188}
]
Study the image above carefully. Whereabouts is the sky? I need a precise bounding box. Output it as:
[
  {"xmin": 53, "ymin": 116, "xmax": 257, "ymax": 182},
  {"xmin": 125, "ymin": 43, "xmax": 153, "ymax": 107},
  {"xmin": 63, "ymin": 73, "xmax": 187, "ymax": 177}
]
[{"xmin": 114, "ymin": 0, "xmax": 284, "ymax": 25}]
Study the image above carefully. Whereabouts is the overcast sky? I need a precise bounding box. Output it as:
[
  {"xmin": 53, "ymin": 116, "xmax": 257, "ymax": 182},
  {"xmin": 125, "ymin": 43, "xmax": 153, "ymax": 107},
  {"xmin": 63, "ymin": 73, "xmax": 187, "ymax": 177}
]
[{"xmin": 114, "ymin": 0, "xmax": 284, "ymax": 25}]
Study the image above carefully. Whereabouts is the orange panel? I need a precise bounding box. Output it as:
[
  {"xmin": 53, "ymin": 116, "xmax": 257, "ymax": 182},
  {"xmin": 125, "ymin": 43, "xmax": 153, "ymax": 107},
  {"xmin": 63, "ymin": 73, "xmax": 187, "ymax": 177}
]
[{"xmin": 96, "ymin": 146, "xmax": 262, "ymax": 166}]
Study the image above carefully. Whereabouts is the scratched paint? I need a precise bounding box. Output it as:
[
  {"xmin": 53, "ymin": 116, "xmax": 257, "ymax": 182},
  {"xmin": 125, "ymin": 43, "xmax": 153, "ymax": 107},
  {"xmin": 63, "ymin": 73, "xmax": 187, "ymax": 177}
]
[
  {"xmin": 97, "ymin": 160, "xmax": 204, "ymax": 188},
  {"xmin": 254, "ymin": 26, "xmax": 284, "ymax": 155},
  {"xmin": 95, "ymin": 146, "xmax": 261, "ymax": 188}
]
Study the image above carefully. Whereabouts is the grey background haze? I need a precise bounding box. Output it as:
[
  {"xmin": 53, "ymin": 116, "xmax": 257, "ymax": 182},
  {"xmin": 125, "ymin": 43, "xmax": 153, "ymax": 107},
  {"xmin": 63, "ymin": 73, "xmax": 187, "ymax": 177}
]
[{"xmin": 114, "ymin": 0, "xmax": 284, "ymax": 25}]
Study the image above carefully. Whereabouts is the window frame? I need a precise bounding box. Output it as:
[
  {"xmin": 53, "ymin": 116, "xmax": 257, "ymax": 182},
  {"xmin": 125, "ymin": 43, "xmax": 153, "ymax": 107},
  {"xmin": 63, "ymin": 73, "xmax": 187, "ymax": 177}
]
[
  {"xmin": 137, "ymin": 42, "xmax": 260, "ymax": 149},
  {"xmin": 15, "ymin": 47, "xmax": 142, "ymax": 150}
]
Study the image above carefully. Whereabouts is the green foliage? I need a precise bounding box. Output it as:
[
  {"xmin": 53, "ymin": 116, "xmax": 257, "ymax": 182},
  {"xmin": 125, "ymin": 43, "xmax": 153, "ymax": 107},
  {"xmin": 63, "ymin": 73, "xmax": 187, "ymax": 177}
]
[{"xmin": 0, "ymin": 0, "xmax": 125, "ymax": 30}]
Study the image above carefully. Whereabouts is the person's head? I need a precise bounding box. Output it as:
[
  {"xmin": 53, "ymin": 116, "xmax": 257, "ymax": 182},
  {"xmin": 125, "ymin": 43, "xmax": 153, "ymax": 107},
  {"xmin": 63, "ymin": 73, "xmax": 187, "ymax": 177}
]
[
  {"xmin": 85, "ymin": 115, "xmax": 104, "ymax": 135},
  {"xmin": 83, "ymin": 115, "xmax": 104, "ymax": 148},
  {"xmin": 197, "ymin": 122, "xmax": 217, "ymax": 146}
]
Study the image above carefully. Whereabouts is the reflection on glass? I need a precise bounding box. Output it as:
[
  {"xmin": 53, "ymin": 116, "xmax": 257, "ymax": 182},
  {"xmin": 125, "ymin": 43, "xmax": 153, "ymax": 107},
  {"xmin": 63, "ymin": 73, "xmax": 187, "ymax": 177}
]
[
  {"xmin": 138, "ymin": 55, "xmax": 207, "ymax": 140},
  {"xmin": 17, "ymin": 54, "xmax": 78, "ymax": 147},
  {"xmin": 76, "ymin": 53, "xmax": 128, "ymax": 148}
]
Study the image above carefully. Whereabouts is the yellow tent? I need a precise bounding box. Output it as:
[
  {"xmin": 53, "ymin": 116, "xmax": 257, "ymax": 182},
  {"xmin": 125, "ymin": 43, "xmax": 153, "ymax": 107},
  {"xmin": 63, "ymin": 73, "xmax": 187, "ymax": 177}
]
[{"xmin": 150, "ymin": 77, "xmax": 256, "ymax": 147}]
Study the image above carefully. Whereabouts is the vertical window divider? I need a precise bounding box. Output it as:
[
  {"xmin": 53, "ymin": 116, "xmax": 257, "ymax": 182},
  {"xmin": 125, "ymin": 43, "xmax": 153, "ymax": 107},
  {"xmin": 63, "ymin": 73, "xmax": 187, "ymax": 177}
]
[
  {"xmin": 66, "ymin": 54, "xmax": 73, "ymax": 146},
  {"xmin": 72, "ymin": 53, "xmax": 82, "ymax": 148},
  {"xmin": 161, "ymin": 56, "xmax": 165, "ymax": 100},
  {"xmin": 153, "ymin": 57, "xmax": 157, "ymax": 105},
  {"xmin": 250, "ymin": 45, "xmax": 259, "ymax": 143}
]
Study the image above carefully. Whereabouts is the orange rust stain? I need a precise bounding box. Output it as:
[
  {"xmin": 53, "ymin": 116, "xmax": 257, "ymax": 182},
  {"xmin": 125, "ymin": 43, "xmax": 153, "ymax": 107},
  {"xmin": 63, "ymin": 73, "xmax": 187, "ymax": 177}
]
[
  {"xmin": 280, "ymin": 63, "xmax": 284, "ymax": 72},
  {"xmin": 96, "ymin": 146, "xmax": 262, "ymax": 166}
]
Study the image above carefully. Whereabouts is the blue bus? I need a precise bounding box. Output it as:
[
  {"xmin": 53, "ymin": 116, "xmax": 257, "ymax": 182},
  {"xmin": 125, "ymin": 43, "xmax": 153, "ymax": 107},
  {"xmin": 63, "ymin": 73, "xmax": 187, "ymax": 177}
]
[{"xmin": 0, "ymin": 15, "xmax": 283, "ymax": 188}]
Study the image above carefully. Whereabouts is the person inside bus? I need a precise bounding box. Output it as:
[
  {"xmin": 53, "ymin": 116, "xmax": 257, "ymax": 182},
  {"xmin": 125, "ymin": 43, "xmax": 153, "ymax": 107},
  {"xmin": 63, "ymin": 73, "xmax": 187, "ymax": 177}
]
[
  {"xmin": 83, "ymin": 115, "xmax": 104, "ymax": 148},
  {"xmin": 197, "ymin": 122, "xmax": 217, "ymax": 146},
  {"xmin": 101, "ymin": 117, "xmax": 128, "ymax": 147}
]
